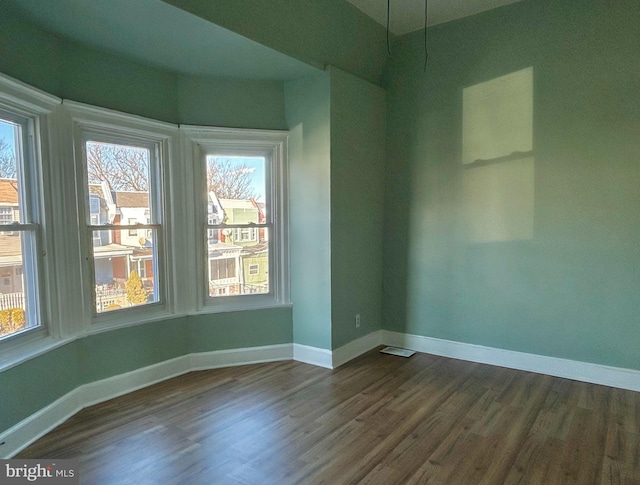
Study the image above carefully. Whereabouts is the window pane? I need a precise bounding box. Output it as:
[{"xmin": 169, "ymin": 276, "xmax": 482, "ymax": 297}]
[
  {"xmin": 206, "ymin": 155, "xmax": 268, "ymax": 298},
  {"xmin": 207, "ymin": 228, "xmax": 269, "ymax": 297},
  {"xmin": 206, "ymin": 156, "xmax": 266, "ymax": 224},
  {"xmin": 86, "ymin": 141, "xmax": 152, "ymax": 222},
  {"xmin": 86, "ymin": 140, "xmax": 160, "ymax": 314},
  {"xmin": 93, "ymin": 228, "xmax": 158, "ymax": 313},
  {"xmin": 0, "ymin": 120, "xmax": 21, "ymax": 224},
  {"xmin": 0, "ymin": 117, "xmax": 40, "ymax": 340},
  {"xmin": 0, "ymin": 231, "xmax": 33, "ymax": 337}
]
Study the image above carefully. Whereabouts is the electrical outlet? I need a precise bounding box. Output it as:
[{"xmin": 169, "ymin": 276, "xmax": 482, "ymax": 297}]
[{"xmin": 355, "ymin": 314, "xmax": 361, "ymax": 328}]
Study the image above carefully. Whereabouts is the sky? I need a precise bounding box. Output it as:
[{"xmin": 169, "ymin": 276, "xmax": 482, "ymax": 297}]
[
  {"xmin": 209, "ymin": 155, "xmax": 266, "ymax": 201},
  {"xmin": 0, "ymin": 119, "xmax": 15, "ymax": 150},
  {"xmin": 0, "ymin": 120, "xmax": 267, "ymax": 203}
]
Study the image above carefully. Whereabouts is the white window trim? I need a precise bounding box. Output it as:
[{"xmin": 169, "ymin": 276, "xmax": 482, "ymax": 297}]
[
  {"xmin": 64, "ymin": 100, "xmax": 179, "ymax": 333},
  {"xmin": 0, "ymin": 73, "xmax": 61, "ymax": 367},
  {"xmin": 181, "ymin": 126, "xmax": 290, "ymax": 313}
]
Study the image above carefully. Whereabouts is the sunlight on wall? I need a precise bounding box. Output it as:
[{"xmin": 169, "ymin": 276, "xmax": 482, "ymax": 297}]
[{"xmin": 461, "ymin": 67, "xmax": 534, "ymax": 243}]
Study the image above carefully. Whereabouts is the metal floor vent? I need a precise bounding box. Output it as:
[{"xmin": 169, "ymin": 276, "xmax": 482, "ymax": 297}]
[{"xmin": 380, "ymin": 346, "xmax": 415, "ymax": 358}]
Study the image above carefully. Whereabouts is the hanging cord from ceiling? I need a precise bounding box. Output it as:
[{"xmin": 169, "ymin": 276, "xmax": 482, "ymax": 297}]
[
  {"xmin": 424, "ymin": 0, "xmax": 429, "ymax": 71},
  {"xmin": 387, "ymin": 0, "xmax": 429, "ymax": 71},
  {"xmin": 387, "ymin": 0, "xmax": 392, "ymax": 55}
]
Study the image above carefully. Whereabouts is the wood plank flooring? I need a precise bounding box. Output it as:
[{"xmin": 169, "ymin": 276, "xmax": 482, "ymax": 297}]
[{"xmin": 18, "ymin": 349, "xmax": 640, "ymax": 484}]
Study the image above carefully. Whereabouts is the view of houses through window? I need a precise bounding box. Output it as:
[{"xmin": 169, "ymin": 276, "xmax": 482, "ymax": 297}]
[
  {"xmin": 1, "ymin": 131, "xmax": 275, "ymax": 324},
  {"xmin": 0, "ymin": 116, "xmax": 39, "ymax": 338},
  {"xmin": 206, "ymin": 156, "xmax": 269, "ymax": 297},
  {"xmin": 85, "ymin": 140, "xmax": 159, "ymax": 313}
]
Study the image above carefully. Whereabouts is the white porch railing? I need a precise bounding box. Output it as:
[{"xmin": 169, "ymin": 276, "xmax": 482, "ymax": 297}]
[
  {"xmin": 95, "ymin": 287, "xmax": 128, "ymax": 313},
  {"xmin": 0, "ymin": 292, "xmax": 25, "ymax": 311}
]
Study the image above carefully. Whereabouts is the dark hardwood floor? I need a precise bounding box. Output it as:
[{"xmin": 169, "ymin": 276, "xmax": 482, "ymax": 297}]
[{"xmin": 18, "ymin": 348, "xmax": 640, "ymax": 484}]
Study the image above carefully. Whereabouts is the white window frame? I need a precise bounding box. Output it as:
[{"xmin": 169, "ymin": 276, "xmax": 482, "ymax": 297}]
[
  {"xmin": 0, "ymin": 74, "xmax": 58, "ymax": 358},
  {"xmin": 67, "ymin": 101, "xmax": 177, "ymax": 331},
  {"xmin": 182, "ymin": 126, "xmax": 289, "ymax": 312}
]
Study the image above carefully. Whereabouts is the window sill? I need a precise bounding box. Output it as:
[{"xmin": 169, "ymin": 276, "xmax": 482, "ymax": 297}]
[{"xmin": 189, "ymin": 301, "xmax": 292, "ymax": 317}]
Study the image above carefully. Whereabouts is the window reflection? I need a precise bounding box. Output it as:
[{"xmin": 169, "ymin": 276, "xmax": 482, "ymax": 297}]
[{"xmin": 462, "ymin": 67, "xmax": 535, "ymax": 243}]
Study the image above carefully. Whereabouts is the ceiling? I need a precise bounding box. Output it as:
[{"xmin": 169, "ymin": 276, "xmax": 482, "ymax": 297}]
[
  {"xmin": 346, "ymin": 0, "xmax": 523, "ymax": 35},
  {"xmin": 6, "ymin": 0, "xmax": 320, "ymax": 81},
  {"xmin": 6, "ymin": 0, "xmax": 523, "ymax": 81}
]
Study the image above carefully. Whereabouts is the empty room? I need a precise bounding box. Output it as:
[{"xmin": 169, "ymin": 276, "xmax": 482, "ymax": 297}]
[{"xmin": 0, "ymin": 0, "xmax": 638, "ymax": 483}]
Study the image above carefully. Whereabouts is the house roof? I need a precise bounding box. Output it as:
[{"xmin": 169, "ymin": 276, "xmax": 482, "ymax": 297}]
[
  {"xmin": 241, "ymin": 242, "xmax": 268, "ymax": 255},
  {"xmin": 208, "ymin": 241, "xmax": 242, "ymax": 256},
  {"xmin": 0, "ymin": 179, "xmax": 19, "ymax": 205},
  {"xmin": 113, "ymin": 191, "xmax": 149, "ymax": 208},
  {"xmin": 93, "ymin": 243, "xmax": 133, "ymax": 259}
]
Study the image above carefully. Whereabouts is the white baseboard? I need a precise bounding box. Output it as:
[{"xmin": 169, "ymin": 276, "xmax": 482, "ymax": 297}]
[
  {"xmin": 0, "ymin": 388, "xmax": 84, "ymax": 461},
  {"xmin": 382, "ymin": 330, "xmax": 640, "ymax": 393},
  {"xmin": 81, "ymin": 355, "xmax": 191, "ymax": 408},
  {"xmin": 292, "ymin": 331, "xmax": 383, "ymax": 370},
  {"xmin": 0, "ymin": 344, "xmax": 292, "ymax": 459},
  {"xmin": 293, "ymin": 343, "xmax": 332, "ymax": 369},
  {"xmin": 190, "ymin": 344, "xmax": 292, "ymax": 370},
  {"xmin": 332, "ymin": 331, "xmax": 382, "ymax": 368},
  {"xmin": 5, "ymin": 331, "xmax": 638, "ymax": 459}
]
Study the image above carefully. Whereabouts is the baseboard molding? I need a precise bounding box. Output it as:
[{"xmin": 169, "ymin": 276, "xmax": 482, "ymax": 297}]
[
  {"xmin": 382, "ymin": 330, "xmax": 640, "ymax": 393},
  {"xmin": 293, "ymin": 343, "xmax": 332, "ymax": 369},
  {"xmin": 0, "ymin": 344, "xmax": 292, "ymax": 459},
  {"xmin": 81, "ymin": 355, "xmax": 191, "ymax": 408},
  {"xmin": 190, "ymin": 344, "xmax": 292, "ymax": 370},
  {"xmin": 5, "ymin": 331, "xmax": 638, "ymax": 459},
  {"xmin": 332, "ymin": 331, "xmax": 383, "ymax": 368}
]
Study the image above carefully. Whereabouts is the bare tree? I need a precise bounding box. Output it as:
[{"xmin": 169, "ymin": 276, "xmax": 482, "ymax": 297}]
[
  {"xmin": 207, "ymin": 158, "xmax": 257, "ymax": 200},
  {"xmin": 87, "ymin": 142, "xmax": 149, "ymax": 192},
  {"xmin": 0, "ymin": 137, "xmax": 16, "ymax": 179}
]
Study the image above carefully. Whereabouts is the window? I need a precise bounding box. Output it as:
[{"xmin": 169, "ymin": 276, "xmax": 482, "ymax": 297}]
[
  {"xmin": 0, "ymin": 206, "xmax": 13, "ymax": 224},
  {"xmin": 183, "ymin": 127, "xmax": 289, "ymax": 309},
  {"xmin": 0, "ymin": 113, "xmax": 43, "ymax": 340},
  {"xmin": 128, "ymin": 218, "xmax": 138, "ymax": 236},
  {"xmin": 69, "ymin": 102, "xmax": 174, "ymax": 321},
  {"xmin": 234, "ymin": 227, "xmax": 257, "ymax": 242},
  {"xmin": 210, "ymin": 258, "xmax": 236, "ymax": 280},
  {"xmin": 83, "ymin": 139, "xmax": 159, "ymax": 314}
]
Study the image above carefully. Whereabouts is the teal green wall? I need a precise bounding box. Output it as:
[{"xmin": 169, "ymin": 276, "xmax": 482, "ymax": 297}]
[
  {"xmin": 60, "ymin": 41, "xmax": 179, "ymax": 123},
  {"xmin": 329, "ymin": 67, "xmax": 386, "ymax": 349},
  {"xmin": 285, "ymin": 72, "xmax": 332, "ymax": 350},
  {"xmin": 189, "ymin": 308, "xmax": 292, "ymax": 352},
  {"xmin": 1, "ymin": 311, "xmax": 292, "ymax": 433},
  {"xmin": 382, "ymin": 0, "xmax": 640, "ymax": 369},
  {"xmin": 76, "ymin": 317, "xmax": 189, "ymax": 383},
  {"xmin": 0, "ymin": 342, "xmax": 80, "ymax": 434},
  {"xmin": 0, "ymin": 2, "xmax": 62, "ymax": 95},
  {"xmin": 161, "ymin": 0, "xmax": 389, "ymax": 85},
  {"xmin": 177, "ymin": 75, "xmax": 286, "ymax": 130}
]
